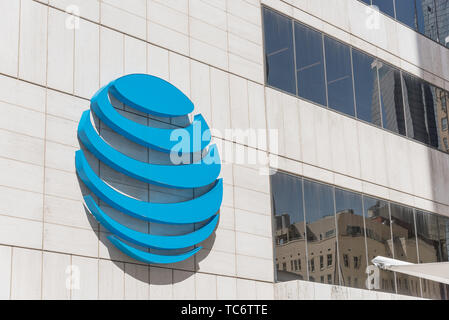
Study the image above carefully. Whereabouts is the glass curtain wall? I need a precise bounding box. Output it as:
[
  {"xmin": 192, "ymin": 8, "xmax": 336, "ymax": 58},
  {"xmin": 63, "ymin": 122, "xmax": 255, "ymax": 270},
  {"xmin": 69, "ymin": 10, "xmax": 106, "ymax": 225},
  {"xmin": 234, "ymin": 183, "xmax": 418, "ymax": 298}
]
[
  {"xmin": 361, "ymin": 0, "xmax": 449, "ymax": 47},
  {"xmin": 262, "ymin": 6, "xmax": 449, "ymax": 153},
  {"xmin": 271, "ymin": 171, "xmax": 449, "ymax": 299}
]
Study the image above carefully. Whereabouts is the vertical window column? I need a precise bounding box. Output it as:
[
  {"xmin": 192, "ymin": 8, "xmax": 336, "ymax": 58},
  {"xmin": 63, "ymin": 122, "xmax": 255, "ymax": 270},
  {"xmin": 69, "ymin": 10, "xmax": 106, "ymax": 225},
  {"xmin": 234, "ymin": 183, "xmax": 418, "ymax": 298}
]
[
  {"xmin": 263, "ymin": 8, "xmax": 296, "ymax": 95},
  {"xmin": 294, "ymin": 22, "xmax": 327, "ymax": 106},
  {"xmin": 324, "ymin": 36, "xmax": 356, "ymax": 117}
]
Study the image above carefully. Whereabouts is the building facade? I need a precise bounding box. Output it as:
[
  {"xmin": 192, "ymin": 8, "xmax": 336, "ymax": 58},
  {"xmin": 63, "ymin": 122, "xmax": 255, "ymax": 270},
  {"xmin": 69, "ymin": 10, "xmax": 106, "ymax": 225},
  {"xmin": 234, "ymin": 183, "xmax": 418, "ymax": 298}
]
[{"xmin": 0, "ymin": 0, "xmax": 448, "ymax": 300}]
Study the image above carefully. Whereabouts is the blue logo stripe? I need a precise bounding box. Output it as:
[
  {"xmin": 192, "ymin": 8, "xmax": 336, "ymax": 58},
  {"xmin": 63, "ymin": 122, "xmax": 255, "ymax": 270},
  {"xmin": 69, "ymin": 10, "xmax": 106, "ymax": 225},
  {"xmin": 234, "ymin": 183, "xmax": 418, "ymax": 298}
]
[
  {"xmin": 107, "ymin": 235, "xmax": 202, "ymax": 264},
  {"xmin": 78, "ymin": 110, "xmax": 221, "ymax": 189},
  {"xmin": 91, "ymin": 85, "xmax": 211, "ymax": 153},
  {"xmin": 75, "ymin": 150, "xmax": 223, "ymax": 225},
  {"xmin": 77, "ymin": 74, "xmax": 223, "ymax": 264},
  {"xmin": 84, "ymin": 195, "xmax": 218, "ymax": 250},
  {"xmin": 109, "ymin": 74, "xmax": 194, "ymax": 117}
]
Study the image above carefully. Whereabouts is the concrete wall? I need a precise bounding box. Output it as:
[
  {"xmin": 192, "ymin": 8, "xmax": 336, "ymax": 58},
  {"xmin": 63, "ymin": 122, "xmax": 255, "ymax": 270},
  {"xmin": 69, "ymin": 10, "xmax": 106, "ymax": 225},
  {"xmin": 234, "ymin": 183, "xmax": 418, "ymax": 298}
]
[{"xmin": 0, "ymin": 0, "xmax": 447, "ymax": 300}]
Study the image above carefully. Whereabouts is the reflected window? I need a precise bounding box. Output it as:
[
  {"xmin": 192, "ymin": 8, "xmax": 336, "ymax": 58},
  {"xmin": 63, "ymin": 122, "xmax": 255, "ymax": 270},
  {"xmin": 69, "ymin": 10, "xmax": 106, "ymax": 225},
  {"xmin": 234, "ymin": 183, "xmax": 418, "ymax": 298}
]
[
  {"xmin": 335, "ymin": 188, "xmax": 366, "ymax": 288},
  {"xmin": 294, "ymin": 22, "xmax": 327, "ymax": 106},
  {"xmin": 324, "ymin": 36, "xmax": 355, "ymax": 116},
  {"xmin": 372, "ymin": 0, "xmax": 395, "ymax": 18},
  {"xmin": 363, "ymin": 196, "xmax": 395, "ymax": 293},
  {"xmin": 263, "ymin": 8, "xmax": 296, "ymax": 94},
  {"xmin": 303, "ymin": 179, "xmax": 338, "ymax": 284},
  {"xmin": 378, "ymin": 62, "xmax": 406, "ymax": 135},
  {"xmin": 390, "ymin": 203, "xmax": 421, "ymax": 297},
  {"xmin": 271, "ymin": 172, "xmax": 307, "ymax": 281},
  {"xmin": 352, "ymin": 49, "xmax": 382, "ymax": 126}
]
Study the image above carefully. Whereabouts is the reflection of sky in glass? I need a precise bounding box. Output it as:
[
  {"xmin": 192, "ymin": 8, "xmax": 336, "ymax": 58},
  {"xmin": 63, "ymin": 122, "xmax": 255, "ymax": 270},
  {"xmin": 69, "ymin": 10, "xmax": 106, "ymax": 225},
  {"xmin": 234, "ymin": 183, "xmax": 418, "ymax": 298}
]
[
  {"xmin": 324, "ymin": 36, "xmax": 355, "ymax": 116},
  {"xmin": 271, "ymin": 172, "xmax": 303, "ymax": 224},
  {"xmin": 335, "ymin": 188, "xmax": 363, "ymax": 216},
  {"xmin": 303, "ymin": 179, "xmax": 334, "ymax": 223},
  {"xmin": 263, "ymin": 8, "xmax": 296, "ymax": 95}
]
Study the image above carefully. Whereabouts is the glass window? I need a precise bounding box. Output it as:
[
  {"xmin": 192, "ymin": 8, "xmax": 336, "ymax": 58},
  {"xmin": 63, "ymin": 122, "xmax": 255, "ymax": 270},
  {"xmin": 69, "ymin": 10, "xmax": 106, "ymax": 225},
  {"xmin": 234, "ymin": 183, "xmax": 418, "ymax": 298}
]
[
  {"xmin": 324, "ymin": 36, "xmax": 355, "ymax": 116},
  {"xmin": 310, "ymin": 257, "xmax": 315, "ymax": 272},
  {"xmin": 416, "ymin": 211, "xmax": 446, "ymax": 299},
  {"xmin": 303, "ymin": 179, "xmax": 338, "ymax": 284},
  {"xmin": 352, "ymin": 49, "xmax": 382, "ymax": 126},
  {"xmin": 378, "ymin": 62, "xmax": 406, "ymax": 135},
  {"xmin": 294, "ymin": 22, "xmax": 327, "ymax": 106},
  {"xmin": 421, "ymin": 0, "xmax": 439, "ymax": 41},
  {"xmin": 438, "ymin": 216, "xmax": 449, "ymax": 262},
  {"xmin": 361, "ymin": 0, "xmax": 371, "ymax": 4},
  {"xmin": 372, "ymin": 0, "xmax": 395, "ymax": 18},
  {"xmin": 436, "ymin": 89, "xmax": 449, "ymax": 152},
  {"xmin": 395, "ymin": 0, "xmax": 425, "ymax": 32},
  {"xmin": 327, "ymin": 254, "xmax": 333, "ymax": 267},
  {"xmin": 363, "ymin": 196, "xmax": 395, "ymax": 293},
  {"xmin": 437, "ymin": 215, "xmax": 449, "ymax": 299},
  {"xmin": 435, "ymin": 0, "xmax": 449, "ymax": 47},
  {"xmin": 335, "ymin": 188, "xmax": 367, "ymax": 289},
  {"xmin": 343, "ymin": 254, "xmax": 349, "ymax": 268},
  {"xmin": 402, "ymin": 73, "xmax": 440, "ymax": 146},
  {"xmin": 271, "ymin": 172, "xmax": 307, "ymax": 281},
  {"xmin": 263, "ymin": 8, "xmax": 296, "ymax": 94},
  {"xmin": 389, "ymin": 203, "xmax": 421, "ymax": 297}
]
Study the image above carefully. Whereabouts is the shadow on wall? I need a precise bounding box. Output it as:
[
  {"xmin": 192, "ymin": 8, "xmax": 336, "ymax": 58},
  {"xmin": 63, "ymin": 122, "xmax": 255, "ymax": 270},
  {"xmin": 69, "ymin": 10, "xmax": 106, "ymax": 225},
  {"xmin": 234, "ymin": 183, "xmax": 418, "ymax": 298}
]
[{"xmin": 75, "ymin": 96, "xmax": 218, "ymax": 286}]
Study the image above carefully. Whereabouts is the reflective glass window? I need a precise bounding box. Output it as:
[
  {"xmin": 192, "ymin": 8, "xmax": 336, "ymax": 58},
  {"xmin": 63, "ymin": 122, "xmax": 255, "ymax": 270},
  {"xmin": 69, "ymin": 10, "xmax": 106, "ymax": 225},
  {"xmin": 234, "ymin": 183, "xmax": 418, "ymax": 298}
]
[
  {"xmin": 378, "ymin": 62, "xmax": 406, "ymax": 135},
  {"xmin": 438, "ymin": 215, "xmax": 449, "ymax": 298},
  {"xmin": 263, "ymin": 8, "xmax": 296, "ymax": 94},
  {"xmin": 271, "ymin": 172, "xmax": 306, "ymax": 281},
  {"xmin": 402, "ymin": 73, "xmax": 440, "ymax": 146},
  {"xmin": 372, "ymin": 0, "xmax": 395, "ymax": 18},
  {"xmin": 294, "ymin": 22, "xmax": 327, "ymax": 106},
  {"xmin": 435, "ymin": 90, "xmax": 449, "ymax": 152},
  {"xmin": 324, "ymin": 36, "xmax": 355, "ymax": 116},
  {"xmin": 420, "ymin": 0, "xmax": 439, "ymax": 41},
  {"xmin": 363, "ymin": 196, "xmax": 395, "ymax": 293},
  {"xmin": 416, "ymin": 211, "xmax": 447, "ymax": 299},
  {"xmin": 352, "ymin": 48, "xmax": 382, "ymax": 126},
  {"xmin": 438, "ymin": 215, "xmax": 449, "ymax": 262},
  {"xmin": 395, "ymin": 0, "xmax": 425, "ymax": 32},
  {"xmin": 389, "ymin": 203, "xmax": 421, "ymax": 297},
  {"xmin": 303, "ymin": 179, "xmax": 338, "ymax": 284},
  {"xmin": 435, "ymin": 0, "xmax": 449, "ymax": 47},
  {"xmin": 335, "ymin": 188, "xmax": 367, "ymax": 289},
  {"xmin": 361, "ymin": 0, "xmax": 371, "ymax": 4}
]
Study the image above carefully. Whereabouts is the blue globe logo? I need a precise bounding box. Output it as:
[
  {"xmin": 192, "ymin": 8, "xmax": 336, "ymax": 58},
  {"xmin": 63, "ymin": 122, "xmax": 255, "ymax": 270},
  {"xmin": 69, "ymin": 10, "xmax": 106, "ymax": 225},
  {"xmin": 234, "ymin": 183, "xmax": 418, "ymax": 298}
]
[{"xmin": 75, "ymin": 74, "xmax": 222, "ymax": 264}]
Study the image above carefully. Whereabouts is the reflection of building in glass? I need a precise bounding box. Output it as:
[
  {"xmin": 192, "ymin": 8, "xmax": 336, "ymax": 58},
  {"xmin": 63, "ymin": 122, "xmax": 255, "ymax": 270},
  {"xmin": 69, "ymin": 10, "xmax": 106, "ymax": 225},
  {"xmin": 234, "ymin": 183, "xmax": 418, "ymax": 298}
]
[
  {"xmin": 434, "ymin": 89, "xmax": 449, "ymax": 152},
  {"xmin": 424, "ymin": 0, "xmax": 449, "ymax": 46},
  {"xmin": 272, "ymin": 172, "xmax": 449, "ymax": 299},
  {"xmin": 375, "ymin": 62, "xmax": 404, "ymax": 133},
  {"xmin": 422, "ymin": 0, "xmax": 440, "ymax": 41}
]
